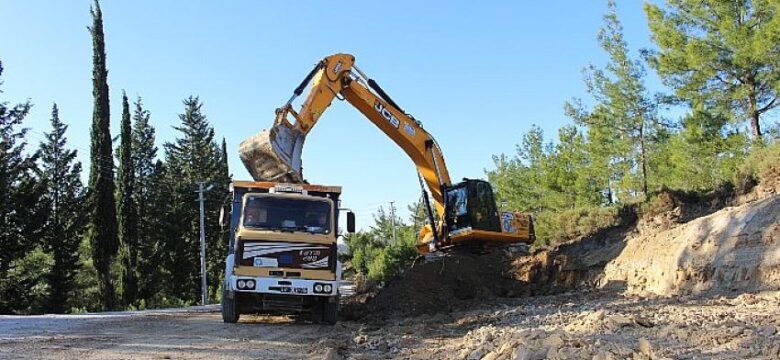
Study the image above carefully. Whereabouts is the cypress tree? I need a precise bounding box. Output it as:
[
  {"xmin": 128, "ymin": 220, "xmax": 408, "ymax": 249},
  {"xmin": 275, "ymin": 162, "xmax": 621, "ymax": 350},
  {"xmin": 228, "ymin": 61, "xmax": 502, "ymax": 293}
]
[
  {"xmin": 0, "ymin": 61, "xmax": 49, "ymax": 314},
  {"xmin": 130, "ymin": 96, "xmax": 161, "ymax": 302},
  {"xmin": 39, "ymin": 103, "xmax": 85, "ymax": 314},
  {"xmin": 219, "ymin": 138, "xmax": 229, "ymax": 187},
  {"xmin": 116, "ymin": 92, "xmax": 138, "ymax": 307},
  {"xmin": 208, "ymin": 137, "xmax": 230, "ymax": 300},
  {"xmin": 86, "ymin": 0, "xmax": 119, "ymax": 310}
]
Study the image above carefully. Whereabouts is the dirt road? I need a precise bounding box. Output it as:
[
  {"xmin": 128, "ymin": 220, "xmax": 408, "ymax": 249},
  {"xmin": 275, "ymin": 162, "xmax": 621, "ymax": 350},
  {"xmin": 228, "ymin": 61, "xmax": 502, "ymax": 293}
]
[
  {"xmin": 2, "ymin": 290, "xmax": 779, "ymax": 360},
  {"xmin": 2, "ymin": 194, "xmax": 778, "ymax": 359}
]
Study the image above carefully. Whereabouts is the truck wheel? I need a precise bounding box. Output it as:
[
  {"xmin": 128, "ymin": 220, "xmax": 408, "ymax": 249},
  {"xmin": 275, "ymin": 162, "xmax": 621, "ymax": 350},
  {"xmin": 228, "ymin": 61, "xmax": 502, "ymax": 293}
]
[
  {"xmin": 222, "ymin": 290, "xmax": 240, "ymax": 323},
  {"xmin": 323, "ymin": 297, "xmax": 338, "ymax": 325}
]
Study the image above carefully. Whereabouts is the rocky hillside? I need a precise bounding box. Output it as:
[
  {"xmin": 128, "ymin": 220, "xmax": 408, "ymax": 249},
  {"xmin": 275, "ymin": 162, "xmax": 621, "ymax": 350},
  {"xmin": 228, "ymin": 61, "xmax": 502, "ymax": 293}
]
[{"xmin": 601, "ymin": 195, "xmax": 780, "ymax": 296}]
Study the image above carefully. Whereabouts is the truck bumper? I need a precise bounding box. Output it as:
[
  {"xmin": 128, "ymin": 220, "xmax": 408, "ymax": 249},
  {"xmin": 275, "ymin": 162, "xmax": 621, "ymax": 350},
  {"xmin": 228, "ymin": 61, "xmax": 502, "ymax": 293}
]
[{"xmin": 228, "ymin": 275, "xmax": 338, "ymax": 296}]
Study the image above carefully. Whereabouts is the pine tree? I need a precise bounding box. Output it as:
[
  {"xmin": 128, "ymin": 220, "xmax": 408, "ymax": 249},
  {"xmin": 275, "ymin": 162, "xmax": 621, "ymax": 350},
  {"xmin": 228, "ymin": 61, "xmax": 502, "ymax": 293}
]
[
  {"xmin": 644, "ymin": 0, "xmax": 780, "ymax": 140},
  {"xmin": 548, "ymin": 125, "xmax": 600, "ymax": 208},
  {"xmin": 39, "ymin": 103, "xmax": 85, "ymax": 314},
  {"xmin": 116, "ymin": 92, "xmax": 138, "ymax": 307},
  {"xmin": 655, "ymin": 107, "xmax": 750, "ymax": 190},
  {"xmin": 0, "ymin": 61, "xmax": 49, "ymax": 314},
  {"xmin": 163, "ymin": 96, "xmax": 221, "ymax": 302},
  {"xmin": 565, "ymin": 0, "xmax": 661, "ymax": 199},
  {"xmin": 488, "ymin": 126, "xmax": 550, "ymax": 214},
  {"xmin": 86, "ymin": 0, "xmax": 119, "ymax": 310}
]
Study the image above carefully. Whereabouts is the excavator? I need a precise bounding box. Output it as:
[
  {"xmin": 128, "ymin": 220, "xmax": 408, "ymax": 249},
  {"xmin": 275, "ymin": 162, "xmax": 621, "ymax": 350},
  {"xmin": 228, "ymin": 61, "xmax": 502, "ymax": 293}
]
[{"xmin": 239, "ymin": 53, "xmax": 534, "ymax": 253}]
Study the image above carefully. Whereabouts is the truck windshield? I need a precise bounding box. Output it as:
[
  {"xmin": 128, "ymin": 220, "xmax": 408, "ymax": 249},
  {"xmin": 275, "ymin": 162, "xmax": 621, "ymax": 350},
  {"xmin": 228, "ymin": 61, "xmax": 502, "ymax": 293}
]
[{"xmin": 243, "ymin": 196, "xmax": 331, "ymax": 234}]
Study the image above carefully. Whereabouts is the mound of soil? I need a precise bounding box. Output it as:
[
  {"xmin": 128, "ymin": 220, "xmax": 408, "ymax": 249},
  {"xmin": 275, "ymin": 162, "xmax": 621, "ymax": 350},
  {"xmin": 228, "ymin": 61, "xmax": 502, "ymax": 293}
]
[{"xmin": 343, "ymin": 249, "xmax": 530, "ymax": 319}]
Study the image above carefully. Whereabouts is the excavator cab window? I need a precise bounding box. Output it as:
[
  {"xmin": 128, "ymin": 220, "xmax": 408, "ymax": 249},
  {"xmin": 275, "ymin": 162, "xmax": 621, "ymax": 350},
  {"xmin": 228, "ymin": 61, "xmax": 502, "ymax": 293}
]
[{"xmin": 444, "ymin": 179, "xmax": 501, "ymax": 233}]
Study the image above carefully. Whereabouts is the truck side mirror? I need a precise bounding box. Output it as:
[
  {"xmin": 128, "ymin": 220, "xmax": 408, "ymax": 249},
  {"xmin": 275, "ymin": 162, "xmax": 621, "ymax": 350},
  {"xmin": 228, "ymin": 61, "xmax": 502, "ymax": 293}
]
[{"xmin": 346, "ymin": 211, "xmax": 356, "ymax": 233}]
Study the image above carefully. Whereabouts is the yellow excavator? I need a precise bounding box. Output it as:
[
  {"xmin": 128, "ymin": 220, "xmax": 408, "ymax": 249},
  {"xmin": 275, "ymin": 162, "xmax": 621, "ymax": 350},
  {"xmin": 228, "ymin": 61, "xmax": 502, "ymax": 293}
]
[{"xmin": 239, "ymin": 53, "xmax": 534, "ymax": 253}]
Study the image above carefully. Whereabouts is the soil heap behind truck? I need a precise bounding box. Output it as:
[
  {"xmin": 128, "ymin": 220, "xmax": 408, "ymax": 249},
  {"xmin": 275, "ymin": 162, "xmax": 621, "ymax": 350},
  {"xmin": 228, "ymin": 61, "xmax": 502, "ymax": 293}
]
[{"xmin": 221, "ymin": 181, "xmax": 354, "ymax": 324}]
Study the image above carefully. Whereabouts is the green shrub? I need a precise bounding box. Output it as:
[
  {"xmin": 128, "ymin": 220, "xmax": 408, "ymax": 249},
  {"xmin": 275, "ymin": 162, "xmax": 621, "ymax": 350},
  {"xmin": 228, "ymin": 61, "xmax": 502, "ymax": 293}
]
[
  {"xmin": 344, "ymin": 227, "xmax": 418, "ymax": 285},
  {"xmin": 366, "ymin": 242, "xmax": 417, "ymax": 283},
  {"xmin": 534, "ymin": 204, "xmax": 636, "ymax": 246},
  {"xmin": 1, "ymin": 246, "xmax": 54, "ymax": 314},
  {"xmin": 734, "ymin": 141, "xmax": 780, "ymax": 193}
]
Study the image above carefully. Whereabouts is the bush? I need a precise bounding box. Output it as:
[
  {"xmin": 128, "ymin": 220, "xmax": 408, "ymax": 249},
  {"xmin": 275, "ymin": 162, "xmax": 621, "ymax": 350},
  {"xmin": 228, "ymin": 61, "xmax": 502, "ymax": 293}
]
[
  {"xmin": 344, "ymin": 228, "xmax": 418, "ymax": 285},
  {"xmin": 366, "ymin": 242, "xmax": 417, "ymax": 283},
  {"xmin": 0, "ymin": 246, "xmax": 54, "ymax": 314},
  {"xmin": 734, "ymin": 141, "xmax": 780, "ymax": 193},
  {"xmin": 535, "ymin": 204, "xmax": 636, "ymax": 246}
]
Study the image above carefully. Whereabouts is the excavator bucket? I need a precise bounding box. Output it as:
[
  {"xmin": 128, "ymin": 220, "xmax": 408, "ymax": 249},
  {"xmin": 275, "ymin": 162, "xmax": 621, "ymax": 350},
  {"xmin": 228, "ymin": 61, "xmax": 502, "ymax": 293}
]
[{"xmin": 238, "ymin": 117, "xmax": 306, "ymax": 183}]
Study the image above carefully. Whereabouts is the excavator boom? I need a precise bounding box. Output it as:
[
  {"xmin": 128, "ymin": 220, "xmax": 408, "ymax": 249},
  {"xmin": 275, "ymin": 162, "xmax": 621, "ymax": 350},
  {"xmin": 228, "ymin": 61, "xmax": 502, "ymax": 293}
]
[{"xmin": 239, "ymin": 53, "xmax": 534, "ymax": 252}]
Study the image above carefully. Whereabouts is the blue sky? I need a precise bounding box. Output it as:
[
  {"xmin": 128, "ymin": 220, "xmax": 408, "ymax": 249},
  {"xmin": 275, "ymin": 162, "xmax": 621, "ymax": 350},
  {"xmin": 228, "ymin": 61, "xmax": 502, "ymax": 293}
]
[{"xmin": 1, "ymin": 1, "xmax": 662, "ymax": 228}]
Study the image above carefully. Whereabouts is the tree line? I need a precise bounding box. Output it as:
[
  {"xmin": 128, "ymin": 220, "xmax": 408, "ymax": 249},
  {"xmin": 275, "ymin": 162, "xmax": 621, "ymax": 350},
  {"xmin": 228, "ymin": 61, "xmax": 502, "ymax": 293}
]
[
  {"xmin": 3, "ymin": 0, "xmax": 780, "ymax": 313},
  {"xmin": 488, "ymin": 0, "xmax": 780, "ymax": 245},
  {"xmin": 0, "ymin": 1, "xmax": 229, "ymax": 314}
]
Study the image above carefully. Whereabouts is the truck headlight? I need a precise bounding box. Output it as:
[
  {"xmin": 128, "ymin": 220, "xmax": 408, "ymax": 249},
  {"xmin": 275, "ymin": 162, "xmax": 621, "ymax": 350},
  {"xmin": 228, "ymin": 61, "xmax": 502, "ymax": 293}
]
[
  {"xmin": 237, "ymin": 280, "xmax": 246, "ymax": 289},
  {"xmin": 246, "ymin": 280, "xmax": 255, "ymax": 289},
  {"xmin": 314, "ymin": 284, "xmax": 323, "ymax": 293},
  {"xmin": 324, "ymin": 284, "xmax": 332, "ymax": 293}
]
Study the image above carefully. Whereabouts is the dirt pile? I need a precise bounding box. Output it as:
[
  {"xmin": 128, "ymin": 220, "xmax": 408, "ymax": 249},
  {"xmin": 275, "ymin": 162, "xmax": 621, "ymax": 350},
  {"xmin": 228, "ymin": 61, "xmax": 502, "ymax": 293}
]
[
  {"xmin": 601, "ymin": 194, "xmax": 780, "ymax": 296},
  {"xmin": 343, "ymin": 249, "xmax": 531, "ymax": 319}
]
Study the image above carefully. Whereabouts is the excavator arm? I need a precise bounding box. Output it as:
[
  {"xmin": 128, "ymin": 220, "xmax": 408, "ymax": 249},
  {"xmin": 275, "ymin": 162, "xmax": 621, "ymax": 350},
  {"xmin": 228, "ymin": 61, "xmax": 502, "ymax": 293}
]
[
  {"xmin": 290, "ymin": 54, "xmax": 451, "ymax": 212},
  {"xmin": 239, "ymin": 53, "xmax": 534, "ymax": 252}
]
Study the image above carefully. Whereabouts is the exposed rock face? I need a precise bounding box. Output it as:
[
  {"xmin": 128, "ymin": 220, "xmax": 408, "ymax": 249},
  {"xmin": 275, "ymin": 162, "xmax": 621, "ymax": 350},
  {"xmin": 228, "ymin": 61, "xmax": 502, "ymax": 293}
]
[
  {"xmin": 509, "ymin": 225, "xmax": 634, "ymax": 295},
  {"xmin": 601, "ymin": 195, "xmax": 780, "ymax": 296}
]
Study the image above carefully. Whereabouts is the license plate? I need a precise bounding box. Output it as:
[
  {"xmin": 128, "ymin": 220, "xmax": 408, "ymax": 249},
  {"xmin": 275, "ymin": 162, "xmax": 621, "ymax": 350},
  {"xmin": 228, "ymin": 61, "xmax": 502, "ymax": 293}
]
[
  {"xmin": 254, "ymin": 257, "xmax": 279, "ymax": 267},
  {"xmin": 294, "ymin": 287, "xmax": 308, "ymax": 294}
]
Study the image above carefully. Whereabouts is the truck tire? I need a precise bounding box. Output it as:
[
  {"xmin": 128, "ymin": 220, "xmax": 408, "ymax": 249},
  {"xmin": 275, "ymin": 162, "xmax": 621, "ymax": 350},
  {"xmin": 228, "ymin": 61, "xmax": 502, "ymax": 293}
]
[
  {"xmin": 222, "ymin": 290, "xmax": 240, "ymax": 323},
  {"xmin": 323, "ymin": 297, "xmax": 338, "ymax": 325}
]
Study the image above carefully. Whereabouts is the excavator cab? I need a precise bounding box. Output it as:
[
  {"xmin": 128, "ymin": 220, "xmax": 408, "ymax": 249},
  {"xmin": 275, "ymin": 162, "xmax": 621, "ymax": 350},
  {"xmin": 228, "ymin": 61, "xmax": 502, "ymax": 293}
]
[
  {"xmin": 434, "ymin": 178, "xmax": 535, "ymax": 251},
  {"xmin": 443, "ymin": 179, "xmax": 501, "ymax": 235}
]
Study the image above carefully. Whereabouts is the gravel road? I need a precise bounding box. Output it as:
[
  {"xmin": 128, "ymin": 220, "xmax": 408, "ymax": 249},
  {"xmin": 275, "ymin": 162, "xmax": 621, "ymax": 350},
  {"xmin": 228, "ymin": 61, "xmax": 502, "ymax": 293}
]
[{"xmin": 2, "ymin": 290, "xmax": 779, "ymax": 359}]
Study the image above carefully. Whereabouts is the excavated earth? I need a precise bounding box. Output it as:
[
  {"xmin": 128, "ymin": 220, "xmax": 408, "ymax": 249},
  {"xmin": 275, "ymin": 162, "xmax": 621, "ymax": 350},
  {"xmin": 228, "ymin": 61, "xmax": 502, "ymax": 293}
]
[{"xmin": 2, "ymin": 189, "xmax": 779, "ymax": 359}]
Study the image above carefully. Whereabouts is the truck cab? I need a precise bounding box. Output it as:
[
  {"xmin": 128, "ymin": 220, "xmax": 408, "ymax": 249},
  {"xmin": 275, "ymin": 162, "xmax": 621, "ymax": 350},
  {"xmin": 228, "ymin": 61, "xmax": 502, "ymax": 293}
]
[{"xmin": 221, "ymin": 181, "xmax": 354, "ymax": 324}]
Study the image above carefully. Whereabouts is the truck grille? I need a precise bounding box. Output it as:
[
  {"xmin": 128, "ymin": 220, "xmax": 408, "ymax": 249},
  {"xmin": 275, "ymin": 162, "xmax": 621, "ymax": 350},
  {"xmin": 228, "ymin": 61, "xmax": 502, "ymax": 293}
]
[{"xmin": 239, "ymin": 241, "xmax": 334, "ymax": 270}]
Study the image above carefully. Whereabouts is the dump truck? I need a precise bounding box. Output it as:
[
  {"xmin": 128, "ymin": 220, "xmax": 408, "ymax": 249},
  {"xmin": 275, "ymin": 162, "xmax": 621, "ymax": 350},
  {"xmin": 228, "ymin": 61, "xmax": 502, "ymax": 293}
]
[{"xmin": 220, "ymin": 181, "xmax": 355, "ymax": 324}]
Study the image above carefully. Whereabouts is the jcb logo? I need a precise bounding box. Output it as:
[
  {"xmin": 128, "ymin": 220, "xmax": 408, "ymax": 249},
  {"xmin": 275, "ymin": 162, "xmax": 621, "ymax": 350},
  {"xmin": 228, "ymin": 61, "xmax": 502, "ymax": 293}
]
[{"xmin": 374, "ymin": 100, "xmax": 400, "ymax": 129}]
